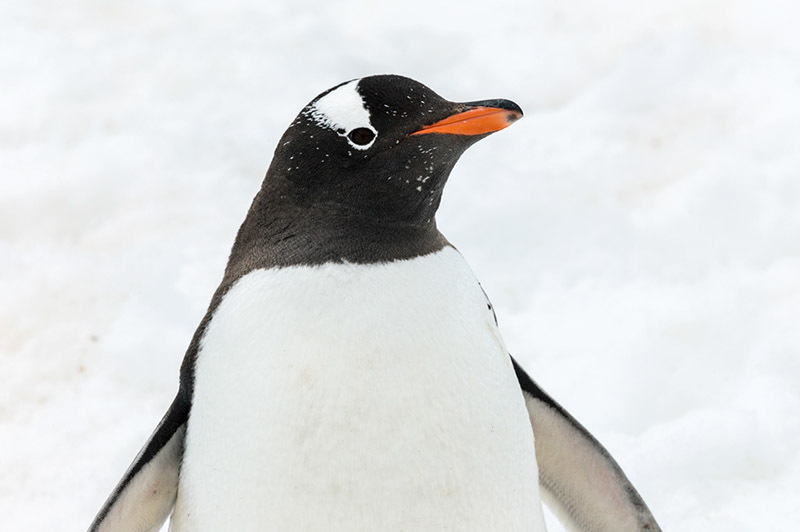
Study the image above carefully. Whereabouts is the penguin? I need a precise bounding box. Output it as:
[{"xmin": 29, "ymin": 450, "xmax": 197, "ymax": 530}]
[{"xmin": 87, "ymin": 75, "xmax": 661, "ymax": 532}]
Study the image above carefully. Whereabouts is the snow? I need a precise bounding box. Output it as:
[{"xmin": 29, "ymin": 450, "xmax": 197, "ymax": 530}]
[{"xmin": 1, "ymin": 1, "xmax": 798, "ymax": 530}]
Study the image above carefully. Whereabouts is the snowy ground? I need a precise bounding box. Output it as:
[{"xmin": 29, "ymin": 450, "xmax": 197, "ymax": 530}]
[{"xmin": 2, "ymin": 1, "xmax": 799, "ymax": 530}]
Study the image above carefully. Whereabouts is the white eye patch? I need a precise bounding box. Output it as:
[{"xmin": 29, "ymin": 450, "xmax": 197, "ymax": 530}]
[{"xmin": 307, "ymin": 79, "xmax": 378, "ymax": 150}]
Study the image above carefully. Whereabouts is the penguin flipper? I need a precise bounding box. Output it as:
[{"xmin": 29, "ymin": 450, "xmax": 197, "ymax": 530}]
[
  {"xmin": 88, "ymin": 390, "xmax": 189, "ymax": 532},
  {"xmin": 512, "ymin": 357, "xmax": 661, "ymax": 532}
]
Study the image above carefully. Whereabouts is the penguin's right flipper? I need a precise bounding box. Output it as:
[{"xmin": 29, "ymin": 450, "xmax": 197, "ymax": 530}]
[
  {"xmin": 512, "ymin": 357, "xmax": 661, "ymax": 531},
  {"xmin": 88, "ymin": 390, "xmax": 189, "ymax": 532}
]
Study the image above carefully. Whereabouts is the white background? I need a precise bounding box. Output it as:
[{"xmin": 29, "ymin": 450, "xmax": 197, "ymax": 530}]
[{"xmin": 2, "ymin": 1, "xmax": 798, "ymax": 530}]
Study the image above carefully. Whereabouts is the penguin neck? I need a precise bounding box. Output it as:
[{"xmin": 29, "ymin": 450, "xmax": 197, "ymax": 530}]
[{"xmin": 223, "ymin": 176, "xmax": 449, "ymax": 280}]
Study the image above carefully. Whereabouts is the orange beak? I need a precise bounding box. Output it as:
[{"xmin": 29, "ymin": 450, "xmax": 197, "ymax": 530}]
[{"xmin": 410, "ymin": 103, "xmax": 523, "ymax": 137}]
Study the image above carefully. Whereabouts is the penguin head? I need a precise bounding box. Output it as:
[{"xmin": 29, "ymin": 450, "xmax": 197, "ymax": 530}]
[{"xmin": 265, "ymin": 75, "xmax": 522, "ymax": 226}]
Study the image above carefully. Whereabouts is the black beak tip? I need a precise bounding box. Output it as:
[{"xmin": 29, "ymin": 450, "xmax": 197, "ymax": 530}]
[
  {"xmin": 499, "ymin": 99, "xmax": 524, "ymax": 118},
  {"xmin": 464, "ymin": 98, "xmax": 523, "ymax": 123}
]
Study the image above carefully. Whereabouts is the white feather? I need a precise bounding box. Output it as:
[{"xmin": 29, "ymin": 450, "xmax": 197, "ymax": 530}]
[
  {"xmin": 305, "ymin": 78, "xmax": 377, "ymax": 150},
  {"xmin": 95, "ymin": 424, "xmax": 184, "ymax": 532},
  {"xmin": 172, "ymin": 247, "xmax": 547, "ymax": 531}
]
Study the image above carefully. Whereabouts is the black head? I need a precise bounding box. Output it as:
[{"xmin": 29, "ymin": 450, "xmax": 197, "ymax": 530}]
[
  {"xmin": 269, "ymin": 75, "xmax": 522, "ymax": 225},
  {"xmin": 228, "ymin": 75, "xmax": 522, "ymax": 272}
]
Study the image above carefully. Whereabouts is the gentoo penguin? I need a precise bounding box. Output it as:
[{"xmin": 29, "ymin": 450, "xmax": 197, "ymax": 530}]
[{"xmin": 88, "ymin": 75, "xmax": 661, "ymax": 532}]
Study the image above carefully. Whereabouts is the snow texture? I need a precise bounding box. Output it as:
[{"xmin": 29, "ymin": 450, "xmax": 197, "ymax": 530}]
[{"xmin": 1, "ymin": 1, "xmax": 798, "ymax": 531}]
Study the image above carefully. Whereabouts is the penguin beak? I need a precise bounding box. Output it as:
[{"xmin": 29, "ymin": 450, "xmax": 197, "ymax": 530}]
[{"xmin": 410, "ymin": 99, "xmax": 523, "ymax": 137}]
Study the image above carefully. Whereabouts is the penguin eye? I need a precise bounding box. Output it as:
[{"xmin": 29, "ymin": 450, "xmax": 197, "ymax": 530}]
[{"xmin": 348, "ymin": 128, "xmax": 376, "ymax": 146}]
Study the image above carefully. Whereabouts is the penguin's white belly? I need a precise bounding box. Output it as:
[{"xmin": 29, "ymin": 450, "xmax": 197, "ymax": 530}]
[{"xmin": 172, "ymin": 247, "xmax": 547, "ymax": 531}]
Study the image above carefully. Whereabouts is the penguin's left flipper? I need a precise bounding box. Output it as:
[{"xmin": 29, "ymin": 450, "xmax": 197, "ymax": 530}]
[
  {"xmin": 512, "ymin": 357, "xmax": 661, "ymax": 532},
  {"xmin": 88, "ymin": 389, "xmax": 189, "ymax": 532}
]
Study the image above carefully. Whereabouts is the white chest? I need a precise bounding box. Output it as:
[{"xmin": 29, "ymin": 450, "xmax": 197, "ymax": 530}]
[{"xmin": 172, "ymin": 247, "xmax": 546, "ymax": 531}]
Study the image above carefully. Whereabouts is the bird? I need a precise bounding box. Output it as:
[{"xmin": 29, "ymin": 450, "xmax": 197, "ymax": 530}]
[{"xmin": 87, "ymin": 74, "xmax": 661, "ymax": 532}]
